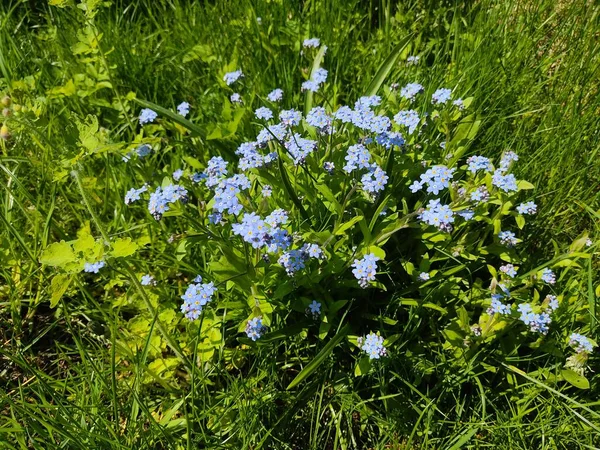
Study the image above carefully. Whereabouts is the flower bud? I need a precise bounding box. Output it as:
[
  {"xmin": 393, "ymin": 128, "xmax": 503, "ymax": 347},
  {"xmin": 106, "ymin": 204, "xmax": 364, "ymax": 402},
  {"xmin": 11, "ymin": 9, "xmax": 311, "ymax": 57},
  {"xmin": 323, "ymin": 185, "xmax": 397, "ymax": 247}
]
[
  {"xmin": 1, "ymin": 96, "xmax": 11, "ymax": 107},
  {"xmin": 0, "ymin": 124, "xmax": 10, "ymax": 140}
]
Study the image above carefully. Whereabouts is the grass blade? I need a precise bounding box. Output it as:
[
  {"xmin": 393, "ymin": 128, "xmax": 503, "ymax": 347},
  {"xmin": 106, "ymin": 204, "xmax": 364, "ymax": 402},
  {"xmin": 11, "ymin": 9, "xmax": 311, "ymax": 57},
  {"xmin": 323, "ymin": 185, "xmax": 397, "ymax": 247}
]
[{"xmin": 364, "ymin": 33, "xmax": 413, "ymax": 96}]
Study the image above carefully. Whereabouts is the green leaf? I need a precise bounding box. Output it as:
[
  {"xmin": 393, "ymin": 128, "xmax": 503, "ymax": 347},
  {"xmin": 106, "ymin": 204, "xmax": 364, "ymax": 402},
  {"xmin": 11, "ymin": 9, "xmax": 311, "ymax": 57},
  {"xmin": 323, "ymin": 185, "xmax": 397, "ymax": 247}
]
[
  {"xmin": 364, "ymin": 33, "xmax": 413, "ymax": 96},
  {"xmin": 278, "ymin": 156, "xmax": 310, "ymax": 224},
  {"xmin": 517, "ymin": 180, "xmax": 535, "ymax": 190},
  {"xmin": 515, "ymin": 214, "xmax": 526, "ymax": 229},
  {"xmin": 182, "ymin": 44, "xmax": 216, "ymax": 64},
  {"xmin": 111, "ymin": 237, "xmax": 138, "ymax": 258},
  {"xmin": 287, "ymin": 323, "xmax": 351, "ymax": 390},
  {"xmin": 49, "ymin": 273, "xmax": 72, "ymax": 308},
  {"xmin": 40, "ymin": 241, "xmax": 76, "ymax": 267},
  {"xmin": 335, "ymin": 215, "xmax": 364, "ymax": 236},
  {"xmin": 561, "ymin": 369, "xmax": 590, "ymax": 390},
  {"xmin": 354, "ymin": 356, "xmax": 371, "ymax": 376}
]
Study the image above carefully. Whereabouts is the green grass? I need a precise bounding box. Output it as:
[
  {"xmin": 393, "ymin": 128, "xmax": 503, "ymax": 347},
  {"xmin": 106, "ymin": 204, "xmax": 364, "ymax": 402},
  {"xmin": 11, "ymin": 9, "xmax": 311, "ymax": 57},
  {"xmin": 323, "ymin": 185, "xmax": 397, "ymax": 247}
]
[{"xmin": 0, "ymin": 0, "xmax": 599, "ymax": 448}]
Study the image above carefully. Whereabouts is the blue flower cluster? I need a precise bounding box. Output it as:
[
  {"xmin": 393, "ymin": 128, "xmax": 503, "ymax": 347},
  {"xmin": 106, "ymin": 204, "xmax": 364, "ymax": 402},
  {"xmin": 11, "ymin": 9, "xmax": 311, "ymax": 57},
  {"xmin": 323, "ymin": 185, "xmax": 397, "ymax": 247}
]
[
  {"xmin": 517, "ymin": 201, "xmax": 537, "ymax": 215},
  {"xmin": 255, "ymin": 107, "xmax": 273, "ymax": 120},
  {"xmin": 358, "ymin": 332, "xmax": 387, "ymax": 360},
  {"xmin": 236, "ymin": 142, "xmax": 276, "ymax": 171},
  {"xmin": 202, "ymin": 156, "xmax": 228, "ymax": 187},
  {"xmin": 361, "ymin": 165, "xmax": 388, "ymax": 195},
  {"xmin": 180, "ymin": 281, "xmax": 217, "ymax": 320},
  {"xmin": 545, "ymin": 294, "xmax": 559, "ymax": 311},
  {"xmin": 139, "ymin": 108, "xmax": 157, "ymax": 125},
  {"xmin": 285, "ymin": 133, "xmax": 317, "ymax": 165},
  {"xmin": 410, "ymin": 165, "xmax": 455, "ymax": 194},
  {"xmin": 418, "ymin": 199, "xmax": 455, "ymax": 231},
  {"xmin": 540, "ymin": 268, "xmax": 556, "ymax": 284},
  {"xmin": 406, "ymin": 55, "xmax": 420, "ymax": 65},
  {"xmin": 498, "ymin": 231, "xmax": 517, "ymax": 247},
  {"xmin": 488, "ymin": 297, "xmax": 511, "ymax": 315},
  {"xmin": 518, "ymin": 303, "xmax": 551, "ymax": 334},
  {"xmin": 223, "ymin": 70, "xmax": 243, "ymax": 86},
  {"xmin": 148, "ymin": 184, "xmax": 188, "ymax": 220},
  {"xmin": 569, "ymin": 333, "xmax": 594, "ymax": 354},
  {"xmin": 279, "ymin": 109, "xmax": 303, "ymax": 127},
  {"xmin": 431, "ymin": 88, "xmax": 452, "ymax": 104},
  {"xmin": 394, "ymin": 110, "xmax": 420, "ymax": 134},
  {"xmin": 212, "ymin": 174, "xmax": 250, "ymax": 216},
  {"xmin": 230, "ymin": 93, "xmax": 242, "ymax": 104},
  {"xmin": 124, "ymin": 185, "xmax": 148, "ymax": 205},
  {"xmin": 343, "ymin": 144, "xmax": 372, "ymax": 173},
  {"xmin": 492, "ymin": 171, "xmax": 518, "ymax": 192},
  {"xmin": 352, "ymin": 253, "xmax": 380, "ymax": 288},
  {"xmin": 499, "ymin": 151, "xmax": 519, "ymax": 171},
  {"xmin": 245, "ymin": 317, "xmax": 266, "ymax": 341},
  {"xmin": 84, "ymin": 261, "xmax": 105, "ymax": 273},
  {"xmin": 466, "ymin": 155, "xmax": 493, "ymax": 174},
  {"xmin": 302, "ymin": 68, "xmax": 328, "ymax": 93},
  {"xmin": 499, "ymin": 263, "xmax": 517, "ymax": 278},
  {"xmin": 400, "ymin": 82, "xmax": 424, "ymax": 101},
  {"xmin": 375, "ymin": 131, "xmax": 404, "ymax": 148},
  {"xmin": 173, "ymin": 169, "xmax": 184, "ymax": 181},
  {"xmin": 302, "ymin": 37, "xmax": 320, "ymax": 48},
  {"xmin": 267, "ymin": 88, "xmax": 283, "ymax": 102},
  {"xmin": 306, "ymin": 106, "xmax": 332, "ymax": 132},
  {"xmin": 470, "ymin": 186, "xmax": 489, "ymax": 203}
]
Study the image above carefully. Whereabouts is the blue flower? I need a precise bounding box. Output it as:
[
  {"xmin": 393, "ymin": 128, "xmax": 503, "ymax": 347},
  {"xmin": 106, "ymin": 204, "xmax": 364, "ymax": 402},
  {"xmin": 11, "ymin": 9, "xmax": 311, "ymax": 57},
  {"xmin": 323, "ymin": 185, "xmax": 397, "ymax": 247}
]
[
  {"xmin": 540, "ymin": 268, "xmax": 556, "ymax": 285},
  {"xmin": 414, "ymin": 165, "xmax": 455, "ymax": 195},
  {"xmin": 232, "ymin": 212, "xmax": 270, "ymax": 249},
  {"xmin": 279, "ymin": 109, "xmax": 303, "ymax": 127},
  {"xmin": 498, "ymin": 231, "xmax": 517, "ymax": 247},
  {"xmin": 499, "ymin": 264, "xmax": 517, "ymax": 278},
  {"xmin": 236, "ymin": 142, "xmax": 266, "ymax": 170},
  {"xmin": 173, "ymin": 169, "xmax": 184, "ymax": 181},
  {"xmin": 148, "ymin": 184, "xmax": 188, "ymax": 220},
  {"xmin": 361, "ymin": 165, "xmax": 389, "ymax": 195},
  {"xmin": 418, "ymin": 272, "xmax": 430, "ymax": 281},
  {"xmin": 499, "ymin": 151, "xmax": 519, "ymax": 172},
  {"xmin": 432, "ymin": 88, "xmax": 452, "ymax": 104},
  {"xmin": 203, "ymin": 156, "xmax": 228, "ymax": 187},
  {"xmin": 492, "ymin": 171, "xmax": 518, "ymax": 192},
  {"xmin": 139, "ymin": 108, "xmax": 157, "ymax": 125},
  {"xmin": 418, "ymin": 199, "xmax": 454, "ymax": 231},
  {"xmin": 546, "ymin": 295, "xmax": 559, "ymax": 311},
  {"xmin": 301, "ymin": 80, "xmax": 320, "ymax": 93},
  {"xmin": 303, "ymin": 37, "xmax": 320, "ymax": 48},
  {"xmin": 358, "ymin": 332, "xmax": 387, "ymax": 359},
  {"xmin": 136, "ymin": 144, "xmax": 152, "ymax": 158},
  {"xmin": 141, "ymin": 274, "xmax": 155, "ymax": 286},
  {"xmin": 306, "ymin": 107, "xmax": 332, "ymax": 130},
  {"xmin": 399, "ymin": 83, "xmax": 424, "ymax": 101},
  {"xmin": 180, "ymin": 281, "xmax": 216, "ymax": 320},
  {"xmin": 343, "ymin": 144, "xmax": 371, "ymax": 173},
  {"xmin": 265, "ymin": 209, "xmax": 289, "ymax": 228},
  {"xmin": 453, "ymin": 99, "xmax": 464, "ymax": 110},
  {"xmin": 124, "ymin": 185, "xmax": 148, "ymax": 205},
  {"xmin": 284, "ymin": 133, "xmax": 316, "ymax": 165},
  {"xmin": 517, "ymin": 201, "xmax": 537, "ymax": 215},
  {"xmin": 457, "ymin": 209, "xmax": 474, "ymax": 220},
  {"xmin": 352, "ymin": 253, "xmax": 380, "ymax": 288},
  {"xmin": 302, "ymin": 243, "xmax": 323, "ymax": 259},
  {"xmin": 470, "ymin": 186, "xmax": 489, "ymax": 202},
  {"xmin": 262, "ymin": 185, "xmax": 272, "ymax": 197},
  {"xmin": 487, "ymin": 297, "xmax": 511, "ymax": 315},
  {"xmin": 84, "ymin": 261, "xmax": 105, "ymax": 273},
  {"xmin": 177, "ymin": 102, "xmax": 190, "ymax": 117},
  {"xmin": 569, "ymin": 333, "xmax": 594, "ymax": 354},
  {"xmin": 406, "ymin": 56, "xmax": 420, "ymax": 65},
  {"xmin": 518, "ymin": 303, "xmax": 551, "ymax": 334},
  {"xmin": 255, "ymin": 107, "xmax": 273, "ymax": 120},
  {"xmin": 466, "ymin": 155, "xmax": 493, "ymax": 174},
  {"xmin": 223, "ymin": 70, "xmax": 243, "ymax": 86},
  {"xmin": 278, "ymin": 250, "xmax": 307, "ymax": 275},
  {"xmin": 394, "ymin": 110, "xmax": 420, "ymax": 134},
  {"xmin": 230, "ymin": 93, "xmax": 242, "ymax": 104},
  {"xmin": 213, "ymin": 175, "xmax": 250, "ymax": 215},
  {"xmin": 334, "ymin": 106, "xmax": 354, "ymax": 123},
  {"xmin": 375, "ymin": 131, "xmax": 404, "ymax": 148},
  {"xmin": 267, "ymin": 88, "xmax": 283, "ymax": 102},
  {"xmin": 324, "ymin": 161, "xmax": 335, "ymax": 174},
  {"xmin": 354, "ymin": 96, "xmax": 381, "ymax": 110},
  {"xmin": 308, "ymin": 300, "xmax": 321, "ymax": 315},
  {"xmin": 257, "ymin": 124, "xmax": 287, "ymax": 145},
  {"xmin": 245, "ymin": 317, "xmax": 266, "ymax": 341}
]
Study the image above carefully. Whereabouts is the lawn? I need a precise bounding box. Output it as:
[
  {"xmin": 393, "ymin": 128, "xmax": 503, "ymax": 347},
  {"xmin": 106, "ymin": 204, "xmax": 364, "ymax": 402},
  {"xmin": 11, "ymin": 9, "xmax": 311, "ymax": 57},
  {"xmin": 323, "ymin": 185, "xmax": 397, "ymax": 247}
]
[{"xmin": 0, "ymin": 0, "xmax": 599, "ymax": 448}]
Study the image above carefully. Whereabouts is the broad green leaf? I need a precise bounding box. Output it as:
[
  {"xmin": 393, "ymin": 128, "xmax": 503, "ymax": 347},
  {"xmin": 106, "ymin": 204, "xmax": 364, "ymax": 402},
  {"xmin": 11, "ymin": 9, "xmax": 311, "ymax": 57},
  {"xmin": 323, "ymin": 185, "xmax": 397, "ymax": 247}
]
[
  {"xmin": 354, "ymin": 356, "xmax": 371, "ymax": 376},
  {"xmin": 111, "ymin": 237, "xmax": 138, "ymax": 258},
  {"xmin": 49, "ymin": 273, "xmax": 72, "ymax": 308},
  {"xmin": 515, "ymin": 214, "xmax": 526, "ymax": 229},
  {"xmin": 335, "ymin": 215, "xmax": 363, "ymax": 235},
  {"xmin": 562, "ymin": 369, "xmax": 590, "ymax": 389},
  {"xmin": 182, "ymin": 44, "xmax": 216, "ymax": 64},
  {"xmin": 517, "ymin": 180, "xmax": 535, "ymax": 190},
  {"xmin": 40, "ymin": 241, "xmax": 76, "ymax": 267},
  {"xmin": 287, "ymin": 323, "xmax": 351, "ymax": 390}
]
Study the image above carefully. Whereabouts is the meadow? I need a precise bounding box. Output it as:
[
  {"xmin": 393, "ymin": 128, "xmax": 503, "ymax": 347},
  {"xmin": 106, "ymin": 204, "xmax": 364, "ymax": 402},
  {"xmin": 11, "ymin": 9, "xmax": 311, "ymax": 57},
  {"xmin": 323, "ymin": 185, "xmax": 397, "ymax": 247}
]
[{"xmin": 0, "ymin": 0, "xmax": 599, "ymax": 448}]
